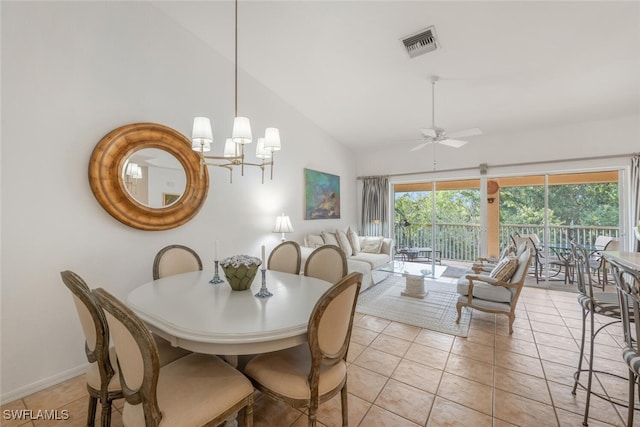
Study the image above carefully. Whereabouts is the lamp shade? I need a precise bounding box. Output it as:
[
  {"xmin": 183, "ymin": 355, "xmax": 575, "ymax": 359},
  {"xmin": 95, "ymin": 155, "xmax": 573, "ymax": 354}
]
[
  {"xmin": 273, "ymin": 214, "xmax": 294, "ymax": 233},
  {"xmin": 255, "ymin": 138, "xmax": 272, "ymax": 159},
  {"xmin": 232, "ymin": 117, "xmax": 252, "ymax": 145},
  {"xmin": 223, "ymin": 138, "xmax": 237, "ymax": 157},
  {"xmin": 192, "ymin": 117, "xmax": 213, "ymax": 152},
  {"xmin": 264, "ymin": 127, "xmax": 281, "ymax": 151}
]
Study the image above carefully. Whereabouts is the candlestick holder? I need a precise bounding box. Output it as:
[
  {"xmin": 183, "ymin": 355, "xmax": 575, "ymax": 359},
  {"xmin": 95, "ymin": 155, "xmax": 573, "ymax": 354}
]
[
  {"xmin": 210, "ymin": 260, "xmax": 224, "ymax": 284},
  {"xmin": 254, "ymin": 268, "xmax": 272, "ymax": 298}
]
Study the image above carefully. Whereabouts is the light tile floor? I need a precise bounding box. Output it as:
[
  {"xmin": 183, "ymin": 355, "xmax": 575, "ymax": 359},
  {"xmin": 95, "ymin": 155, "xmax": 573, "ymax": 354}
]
[{"xmin": 3, "ymin": 282, "xmax": 638, "ymax": 426}]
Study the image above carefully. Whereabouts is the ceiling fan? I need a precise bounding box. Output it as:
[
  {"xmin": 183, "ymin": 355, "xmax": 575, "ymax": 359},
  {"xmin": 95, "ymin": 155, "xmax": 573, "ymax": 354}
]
[{"xmin": 410, "ymin": 77, "xmax": 482, "ymax": 152}]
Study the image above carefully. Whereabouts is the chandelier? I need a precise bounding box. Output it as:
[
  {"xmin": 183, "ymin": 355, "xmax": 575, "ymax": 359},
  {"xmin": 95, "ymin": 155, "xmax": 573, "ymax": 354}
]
[{"xmin": 191, "ymin": 0, "xmax": 281, "ymax": 184}]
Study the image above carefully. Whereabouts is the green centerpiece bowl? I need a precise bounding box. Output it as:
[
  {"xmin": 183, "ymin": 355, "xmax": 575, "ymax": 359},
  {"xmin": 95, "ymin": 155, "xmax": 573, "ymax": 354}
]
[{"xmin": 220, "ymin": 255, "xmax": 262, "ymax": 291}]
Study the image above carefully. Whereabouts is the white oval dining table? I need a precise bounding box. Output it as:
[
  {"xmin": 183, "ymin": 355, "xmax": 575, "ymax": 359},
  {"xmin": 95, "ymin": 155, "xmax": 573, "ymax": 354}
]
[{"xmin": 125, "ymin": 269, "xmax": 332, "ymax": 357}]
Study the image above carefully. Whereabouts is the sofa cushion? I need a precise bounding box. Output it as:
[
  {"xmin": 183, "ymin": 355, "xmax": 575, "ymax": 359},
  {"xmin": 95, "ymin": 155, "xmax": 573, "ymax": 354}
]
[
  {"xmin": 347, "ymin": 227, "xmax": 361, "ymax": 254},
  {"xmin": 350, "ymin": 252, "xmax": 390, "ymax": 269},
  {"xmin": 304, "ymin": 234, "xmax": 324, "ymax": 248},
  {"xmin": 335, "ymin": 230, "xmax": 353, "ymax": 256},
  {"xmin": 360, "ymin": 237, "xmax": 383, "ymax": 254},
  {"xmin": 321, "ymin": 231, "xmax": 339, "ymax": 246}
]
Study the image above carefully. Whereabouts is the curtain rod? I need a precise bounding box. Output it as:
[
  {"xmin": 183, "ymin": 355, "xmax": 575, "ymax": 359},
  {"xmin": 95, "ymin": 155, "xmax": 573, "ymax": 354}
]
[{"xmin": 357, "ymin": 152, "xmax": 638, "ymax": 179}]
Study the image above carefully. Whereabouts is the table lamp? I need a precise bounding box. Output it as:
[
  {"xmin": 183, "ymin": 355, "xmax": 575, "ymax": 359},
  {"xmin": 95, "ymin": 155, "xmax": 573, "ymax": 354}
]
[{"xmin": 273, "ymin": 214, "xmax": 294, "ymax": 242}]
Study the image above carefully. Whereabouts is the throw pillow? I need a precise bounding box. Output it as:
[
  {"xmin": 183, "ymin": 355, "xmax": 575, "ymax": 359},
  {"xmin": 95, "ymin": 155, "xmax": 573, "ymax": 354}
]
[
  {"xmin": 335, "ymin": 230, "xmax": 353, "ymax": 256},
  {"xmin": 305, "ymin": 234, "xmax": 324, "ymax": 248},
  {"xmin": 361, "ymin": 236, "xmax": 383, "ymax": 254},
  {"xmin": 347, "ymin": 227, "xmax": 361, "ymax": 254},
  {"xmin": 321, "ymin": 231, "xmax": 339, "ymax": 246},
  {"xmin": 489, "ymin": 255, "xmax": 519, "ymax": 282}
]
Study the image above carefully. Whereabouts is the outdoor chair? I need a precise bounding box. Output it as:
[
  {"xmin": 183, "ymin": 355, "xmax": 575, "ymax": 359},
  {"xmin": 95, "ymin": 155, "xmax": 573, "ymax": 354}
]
[
  {"xmin": 569, "ymin": 242, "xmax": 631, "ymax": 427},
  {"xmin": 609, "ymin": 257, "xmax": 640, "ymax": 427},
  {"xmin": 267, "ymin": 241, "xmax": 301, "ymax": 274},
  {"xmin": 244, "ymin": 272, "xmax": 362, "ymax": 427},
  {"xmin": 304, "ymin": 244, "xmax": 348, "ymax": 284},
  {"xmin": 60, "ymin": 271, "xmax": 190, "ymax": 427},
  {"xmin": 471, "ymin": 242, "xmax": 527, "ymax": 274},
  {"xmin": 588, "ymin": 237, "xmax": 619, "ymax": 290},
  {"xmin": 152, "ymin": 244, "xmax": 203, "ymax": 280},
  {"xmin": 512, "ymin": 234, "xmax": 564, "ymax": 283},
  {"xmin": 93, "ymin": 287, "xmax": 254, "ymax": 427},
  {"xmin": 455, "ymin": 249, "xmax": 531, "ymax": 334}
]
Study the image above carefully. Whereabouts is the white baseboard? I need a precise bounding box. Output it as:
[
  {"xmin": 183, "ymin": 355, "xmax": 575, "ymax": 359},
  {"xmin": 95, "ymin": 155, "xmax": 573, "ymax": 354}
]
[{"xmin": 0, "ymin": 363, "xmax": 88, "ymax": 405}]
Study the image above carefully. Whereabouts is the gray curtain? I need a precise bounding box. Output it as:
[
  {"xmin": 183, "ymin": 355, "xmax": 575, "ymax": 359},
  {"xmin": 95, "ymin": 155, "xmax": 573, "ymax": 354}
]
[
  {"xmin": 361, "ymin": 176, "xmax": 389, "ymax": 237},
  {"xmin": 631, "ymin": 154, "xmax": 640, "ymax": 252}
]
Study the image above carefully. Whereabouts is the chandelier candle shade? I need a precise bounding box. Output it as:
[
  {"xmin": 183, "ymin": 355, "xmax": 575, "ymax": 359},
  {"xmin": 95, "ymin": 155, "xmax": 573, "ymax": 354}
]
[
  {"xmin": 273, "ymin": 214, "xmax": 294, "ymax": 242},
  {"xmin": 191, "ymin": 0, "xmax": 282, "ymax": 184}
]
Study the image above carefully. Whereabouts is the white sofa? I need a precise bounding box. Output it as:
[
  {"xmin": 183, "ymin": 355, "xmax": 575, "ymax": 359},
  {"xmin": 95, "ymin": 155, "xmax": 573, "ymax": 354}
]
[{"xmin": 300, "ymin": 228, "xmax": 394, "ymax": 291}]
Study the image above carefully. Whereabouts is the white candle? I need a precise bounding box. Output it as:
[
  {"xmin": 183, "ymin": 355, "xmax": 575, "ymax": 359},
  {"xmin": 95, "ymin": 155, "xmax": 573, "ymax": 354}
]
[
  {"xmin": 215, "ymin": 240, "xmax": 219, "ymax": 260},
  {"xmin": 261, "ymin": 245, "xmax": 266, "ymax": 266}
]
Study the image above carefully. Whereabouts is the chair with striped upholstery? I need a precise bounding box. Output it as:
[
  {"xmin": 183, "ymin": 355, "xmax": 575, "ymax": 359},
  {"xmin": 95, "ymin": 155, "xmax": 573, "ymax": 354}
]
[
  {"xmin": 570, "ymin": 243, "xmax": 632, "ymax": 426},
  {"xmin": 609, "ymin": 257, "xmax": 640, "ymax": 427}
]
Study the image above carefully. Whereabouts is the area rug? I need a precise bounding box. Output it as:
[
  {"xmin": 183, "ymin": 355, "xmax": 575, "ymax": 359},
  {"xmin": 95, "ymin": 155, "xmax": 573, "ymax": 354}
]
[{"xmin": 356, "ymin": 276, "xmax": 472, "ymax": 337}]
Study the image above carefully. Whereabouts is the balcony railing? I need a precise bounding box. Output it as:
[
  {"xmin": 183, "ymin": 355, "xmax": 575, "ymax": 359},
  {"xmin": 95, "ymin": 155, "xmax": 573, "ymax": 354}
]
[{"xmin": 393, "ymin": 223, "xmax": 620, "ymax": 262}]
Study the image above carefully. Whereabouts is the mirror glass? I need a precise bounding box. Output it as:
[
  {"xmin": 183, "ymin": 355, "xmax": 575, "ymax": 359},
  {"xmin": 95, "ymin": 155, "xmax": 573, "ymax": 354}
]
[{"xmin": 122, "ymin": 148, "xmax": 186, "ymax": 208}]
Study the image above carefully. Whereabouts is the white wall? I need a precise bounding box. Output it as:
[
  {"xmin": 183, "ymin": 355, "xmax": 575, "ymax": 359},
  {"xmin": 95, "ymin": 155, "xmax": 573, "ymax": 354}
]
[{"xmin": 0, "ymin": 2, "xmax": 357, "ymax": 401}]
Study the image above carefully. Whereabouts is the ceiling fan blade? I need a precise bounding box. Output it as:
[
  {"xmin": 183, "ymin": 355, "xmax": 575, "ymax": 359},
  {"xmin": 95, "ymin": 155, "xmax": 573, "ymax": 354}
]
[
  {"xmin": 438, "ymin": 139, "xmax": 468, "ymax": 148},
  {"xmin": 445, "ymin": 127, "xmax": 482, "ymax": 139},
  {"xmin": 409, "ymin": 141, "xmax": 430, "ymax": 152},
  {"xmin": 421, "ymin": 128, "xmax": 437, "ymax": 138}
]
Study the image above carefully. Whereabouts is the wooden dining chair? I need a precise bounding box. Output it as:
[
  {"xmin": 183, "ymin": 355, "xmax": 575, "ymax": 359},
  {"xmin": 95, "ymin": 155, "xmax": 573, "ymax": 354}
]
[
  {"xmin": 93, "ymin": 287, "xmax": 254, "ymax": 427},
  {"xmin": 61, "ymin": 271, "xmax": 189, "ymax": 427},
  {"xmin": 61, "ymin": 271, "xmax": 123, "ymax": 427},
  {"xmin": 304, "ymin": 244, "xmax": 348, "ymax": 284},
  {"xmin": 152, "ymin": 244, "xmax": 202, "ymax": 280},
  {"xmin": 244, "ymin": 272, "xmax": 362, "ymax": 427},
  {"xmin": 267, "ymin": 241, "xmax": 301, "ymax": 274}
]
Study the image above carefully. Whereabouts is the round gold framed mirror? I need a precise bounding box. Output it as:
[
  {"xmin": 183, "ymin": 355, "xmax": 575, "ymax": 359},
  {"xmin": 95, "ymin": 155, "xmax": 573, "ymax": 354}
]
[{"xmin": 89, "ymin": 123, "xmax": 209, "ymax": 230}]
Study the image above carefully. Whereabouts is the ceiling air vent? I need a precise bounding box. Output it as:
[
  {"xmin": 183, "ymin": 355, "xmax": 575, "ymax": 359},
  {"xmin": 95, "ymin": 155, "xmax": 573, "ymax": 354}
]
[{"xmin": 401, "ymin": 26, "xmax": 439, "ymax": 58}]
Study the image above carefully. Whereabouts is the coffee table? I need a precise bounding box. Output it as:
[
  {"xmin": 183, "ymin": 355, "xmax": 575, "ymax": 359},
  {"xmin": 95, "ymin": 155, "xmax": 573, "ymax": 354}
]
[{"xmin": 376, "ymin": 260, "xmax": 443, "ymax": 299}]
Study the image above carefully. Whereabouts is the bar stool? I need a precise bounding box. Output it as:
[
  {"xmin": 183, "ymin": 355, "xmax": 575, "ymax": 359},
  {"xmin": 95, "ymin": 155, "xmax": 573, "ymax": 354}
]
[
  {"xmin": 570, "ymin": 242, "xmax": 627, "ymax": 426},
  {"xmin": 609, "ymin": 257, "xmax": 640, "ymax": 427}
]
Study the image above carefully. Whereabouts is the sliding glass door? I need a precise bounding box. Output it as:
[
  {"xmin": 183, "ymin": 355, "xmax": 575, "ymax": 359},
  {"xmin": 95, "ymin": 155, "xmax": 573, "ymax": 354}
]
[
  {"xmin": 394, "ymin": 180, "xmax": 481, "ymax": 271},
  {"xmin": 392, "ymin": 170, "xmax": 620, "ymax": 283}
]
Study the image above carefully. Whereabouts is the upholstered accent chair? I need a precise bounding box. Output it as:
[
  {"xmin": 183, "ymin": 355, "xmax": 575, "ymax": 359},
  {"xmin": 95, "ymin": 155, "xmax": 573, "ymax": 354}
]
[
  {"xmin": 93, "ymin": 288, "xmax": 254, "ymax": 427},
  {"xmin": 152, "ymin": 244, "xmax": 203, "ymax": 280},
  {"xmin": 243, "ymin": 272, "xmax": 363, "ymax": 427},
  {"xmin": 303, "ymin": 244, "xmax": 348, "ymax": 284},
  {"xmin": 609, "ymin": 257, "xmax": 640, "ymax": 427},
  {"xmin": 588, "ymin": 237, "xmax": 619, "ymax": 290},
  {"xmin": 267, "ymin": 241, "xmax": 302, "ymax": 275},
  {"xmin": 61, "ymin": 271, "xmax": 189, "ymax": 427},
  {"xmin": 570, "ymin": 242, "xmax": 630, "ymax": 427},
  {"xmin": 456, "ymin": 249, "xmax": 531, "ymax": 334}
]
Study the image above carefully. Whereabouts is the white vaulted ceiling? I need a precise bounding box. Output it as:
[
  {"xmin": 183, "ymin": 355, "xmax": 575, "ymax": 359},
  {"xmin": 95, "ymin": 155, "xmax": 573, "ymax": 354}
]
[{"xmin": 153, "ymin": 1, "xmax": 640, "ymax": 152}]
